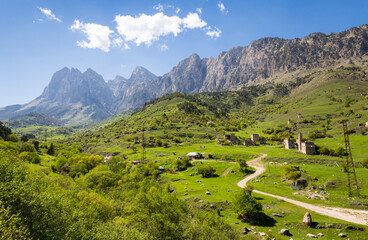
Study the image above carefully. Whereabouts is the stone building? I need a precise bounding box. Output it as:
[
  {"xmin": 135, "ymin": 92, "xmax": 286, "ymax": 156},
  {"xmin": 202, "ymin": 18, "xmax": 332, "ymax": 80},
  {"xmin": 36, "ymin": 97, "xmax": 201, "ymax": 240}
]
[
  {"xmin": 283, "ymin": 132, "xmax": 316, "ymax": 155},
  {"xmin": 283, "ymin": 138, "xmax": 297, "ymax": 149}
]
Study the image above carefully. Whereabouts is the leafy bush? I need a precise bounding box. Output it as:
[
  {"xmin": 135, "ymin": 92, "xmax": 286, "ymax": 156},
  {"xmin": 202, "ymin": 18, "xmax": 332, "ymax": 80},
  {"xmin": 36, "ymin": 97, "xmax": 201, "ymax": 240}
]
[
  {"xmin": 0, "ymin": 122, "xmax": 11, "ymax": 141},
  {"xmin": 232, "ymin": 187, "xmax": 263, "ymax": 223},
  {"xmin": 283, "ymin": 166, "xmax": 301, "ymax": 184},
  {"xmin": 308, "ymin": 130, "xmax": 325, "ymax": 140},
  {"xmin": 19, "ymin": 152, "xmax": 41, "ymax": 164},
  {"xmin": 236, "ymin": 158, "xmax": 248, "ymax": 173},
  {"xmin": 362, "ymin": 159, "xmax": 368, "ymax": 168},
  {"xmin": 173, "ymin": 157, "xmax": 191, "ymax": 171},
  {"xmin": 197, "ymin": 165, "xmax": 216, "ymax": 178},
  {"xmin": 8, "ymin": 134, "xmax": 18, "ymax": 142},
  {"xmin": 17, "ymin": 143, "xmax": 35, "ymax": 153}
]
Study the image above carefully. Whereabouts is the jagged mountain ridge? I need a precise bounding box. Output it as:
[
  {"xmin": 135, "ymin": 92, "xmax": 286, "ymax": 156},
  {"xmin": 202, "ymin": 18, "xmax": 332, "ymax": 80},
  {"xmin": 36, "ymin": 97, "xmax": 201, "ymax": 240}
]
[{"xmin": 1, "ymin": 24, "xmax": 368, "ymax": 124}]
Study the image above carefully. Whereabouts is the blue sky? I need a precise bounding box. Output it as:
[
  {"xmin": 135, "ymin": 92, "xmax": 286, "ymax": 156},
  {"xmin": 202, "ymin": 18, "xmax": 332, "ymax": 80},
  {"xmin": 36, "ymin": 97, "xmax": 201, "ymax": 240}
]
[{"xmin": 1, "ymin": 0, "xmax": 368, "ymax": 107}]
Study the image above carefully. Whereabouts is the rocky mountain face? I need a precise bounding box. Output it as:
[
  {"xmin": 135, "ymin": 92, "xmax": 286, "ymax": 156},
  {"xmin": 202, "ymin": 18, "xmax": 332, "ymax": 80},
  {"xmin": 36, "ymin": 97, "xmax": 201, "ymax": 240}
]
[
  {"xmin": 108, "ymin": 66, "xmax": 157, "ymax": 112},
  {"xmin": 1, "ymin": 24, "xmax": 368, "ymax": 125}
]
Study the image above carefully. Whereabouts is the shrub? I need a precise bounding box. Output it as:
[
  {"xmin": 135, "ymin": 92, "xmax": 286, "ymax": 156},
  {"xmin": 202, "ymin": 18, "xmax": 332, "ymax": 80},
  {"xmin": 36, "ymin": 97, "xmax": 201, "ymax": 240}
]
[
  {"xmin": 197, "ymin": 165, "xmax": 216, "ymax": 178},
  {"xmin": 362, "ymin": 159, "xmax": 368, "ymax": 168},
  {"xmin": 232, "ymin": 187, "xmax": 263, "ymax": 223},
  {"xmin": 0, "ymin": 122, "xmax": 11, "ymax": 141},
  {"xmin": 8, "ymin": 134, "xmax": 18, "ymax": 142},
  {"xmin": 173, "ymin": 157, "xmax": 191, "ymax": 171},
  {"xmin": 19, "ymin": 152, "xmax": 41, "ymax": 164},
  {"xmin": 308, "ymin": 130, "xmax": 325, "ymax": 140},
  {"xmin": 236, "ymin": 158, "xmax": 248, "ymax": 173},
  {"xmin": 18, "ymin": 142, "xmax": 36, "ymax": 153}
]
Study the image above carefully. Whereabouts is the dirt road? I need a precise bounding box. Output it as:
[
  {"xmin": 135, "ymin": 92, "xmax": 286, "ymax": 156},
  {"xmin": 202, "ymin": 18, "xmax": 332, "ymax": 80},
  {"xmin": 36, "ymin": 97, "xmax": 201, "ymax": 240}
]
[{"xmin": 237, "ymin": 154, "xmax": 368, "ymax": 226}]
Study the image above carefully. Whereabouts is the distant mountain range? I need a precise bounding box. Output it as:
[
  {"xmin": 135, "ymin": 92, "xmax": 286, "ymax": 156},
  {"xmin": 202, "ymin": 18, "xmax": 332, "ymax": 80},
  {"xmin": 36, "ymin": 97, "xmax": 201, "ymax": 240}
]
[{"xmin": 1, "ymin": 24, "xmax": 368, "ymax": 125}]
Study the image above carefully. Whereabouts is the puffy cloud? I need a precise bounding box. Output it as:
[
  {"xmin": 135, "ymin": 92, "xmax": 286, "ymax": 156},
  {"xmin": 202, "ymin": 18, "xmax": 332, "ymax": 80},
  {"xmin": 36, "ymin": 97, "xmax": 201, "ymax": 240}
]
[
  {"xmin": 182, "ymin": 13, "xmax": 207, "ymax": 29},
  {"xmin": 196, "ymin": 8, "xmax": 202, "ymax": 14},
  {"xmin": 114, "ymin": 12, "xmax": 207, "ymax": 46},
  {"xmin": 70, "ymin": 20, "xmax": 114, "ymax": 52},
  {"xmin": 38, "ymin": 7, "xmax": 61, "ymax": 22},
  {"xmin": 206, "ymin": 27, "xmax": 221, "ymax": 39},
  {"xmin": 71, "ymin": 8, "xmax": 221, "ymax": 52},
  {"xmin": 217, "ymin": 1, "xmax": 228, "ymax": 15}
]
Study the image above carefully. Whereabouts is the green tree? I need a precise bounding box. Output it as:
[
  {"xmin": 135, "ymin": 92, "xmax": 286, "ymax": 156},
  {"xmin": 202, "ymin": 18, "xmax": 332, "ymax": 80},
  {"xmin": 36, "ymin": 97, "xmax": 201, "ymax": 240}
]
[
  {"xmin": 236, "ymin": 158, "xmax": 248, "ymax": 173},
  {"xmin": 0, "ymin": 122, "xmax": 11, "ymax": 141},
  {"xmin": 283, "ymin": 166, "xmax": 301, "ymax": 184},
  {"xmin": 8, "ymin": 134, "xmax": 18, "ymax": 142},
  {"xmin": 197, "ymin": 165, "xmax": 216, "ymax": 178},
  {"xmin": 232, "ymin": 187, "xmax": 263, "ymax": 223},
  {"xmin": 47, "ymin": 143, "xmax": 55, "ymax": 156}
]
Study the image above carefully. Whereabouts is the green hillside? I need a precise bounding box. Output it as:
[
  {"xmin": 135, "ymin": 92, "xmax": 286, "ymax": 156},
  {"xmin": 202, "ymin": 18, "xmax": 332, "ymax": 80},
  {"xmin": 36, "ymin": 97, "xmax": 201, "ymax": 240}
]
[{"xmin": 1, "ymin": 61, "xmax": 368, "ymax": 240}]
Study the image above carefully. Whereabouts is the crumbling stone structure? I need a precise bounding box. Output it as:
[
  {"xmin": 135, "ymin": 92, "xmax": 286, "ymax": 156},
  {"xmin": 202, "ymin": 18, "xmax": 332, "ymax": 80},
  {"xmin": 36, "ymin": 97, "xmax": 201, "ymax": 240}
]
[{"xmin": 283, "ymin": 132, "xmax": 316, "ymax": 155}]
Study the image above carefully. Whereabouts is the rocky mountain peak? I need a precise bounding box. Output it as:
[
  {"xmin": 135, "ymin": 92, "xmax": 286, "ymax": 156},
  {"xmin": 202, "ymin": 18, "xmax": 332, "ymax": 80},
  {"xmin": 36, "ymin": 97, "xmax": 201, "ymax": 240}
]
[{"xmin": 129, "ymin": 66, "xmax": 156, "ymax": 82}]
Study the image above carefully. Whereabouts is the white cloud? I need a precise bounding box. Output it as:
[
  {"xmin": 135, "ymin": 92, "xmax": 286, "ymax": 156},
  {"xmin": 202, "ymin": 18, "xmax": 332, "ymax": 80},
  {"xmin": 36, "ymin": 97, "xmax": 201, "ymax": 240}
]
[
  {"xmin": 196, "ymin": 8, "xmax": 202, "ymax": 15},
  {"xmin": 182, "ymin": 13, "xmax": 207, "ymax": 29},
  {"xmin": 217, "ymin": 1, "xmax": 228, "ymax": 15},
  {"xmin": 160, "ymin": 44, "xmax": 168, "ymax": 51},
  {"xmin": 206, "ymin": 27, "xmax": 221, "ymax": 39},
  {"xmin": 114, "ymin": 12, "xmax": 207, "ymax": 46},
  {"xmin": 71, "ymin": 9, "xmax": 221, "ymax": 51},
  {"xmin": 70, "ymin": 20, "xmax": 114, "ymax": 52},
  {"xmin": 38, "ymin": 7, "xmax": 61, "ymax": 22},
  {"xmin": 153, "ymin": 4, "xmax": 164, "ymax": 12}
]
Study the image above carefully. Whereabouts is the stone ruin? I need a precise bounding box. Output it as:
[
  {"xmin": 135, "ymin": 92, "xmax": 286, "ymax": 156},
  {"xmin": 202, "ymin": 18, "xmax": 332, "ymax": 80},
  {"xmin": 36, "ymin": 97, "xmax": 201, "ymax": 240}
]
[
  {"xmin": 283, "ymin": 133, "xmax": 316, "ymax": 155},
  {"xmin": 219, "ymin": 133, "xmax": 264, "ymax": 146}
]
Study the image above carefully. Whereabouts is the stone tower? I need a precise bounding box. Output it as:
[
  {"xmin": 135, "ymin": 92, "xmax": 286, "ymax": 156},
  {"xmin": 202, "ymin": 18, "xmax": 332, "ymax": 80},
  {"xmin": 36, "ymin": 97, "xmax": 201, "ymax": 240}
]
[{"xmin": 297, "ymin": 132, "xmax": 303, "ymax": 151}]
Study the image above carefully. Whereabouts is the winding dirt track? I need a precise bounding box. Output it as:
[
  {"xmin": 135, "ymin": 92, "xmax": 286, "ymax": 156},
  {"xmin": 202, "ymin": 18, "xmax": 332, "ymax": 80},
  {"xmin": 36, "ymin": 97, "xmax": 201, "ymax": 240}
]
[{"xmin": 237, "ymin": 153, "xmax": 368, "ymax": 226}]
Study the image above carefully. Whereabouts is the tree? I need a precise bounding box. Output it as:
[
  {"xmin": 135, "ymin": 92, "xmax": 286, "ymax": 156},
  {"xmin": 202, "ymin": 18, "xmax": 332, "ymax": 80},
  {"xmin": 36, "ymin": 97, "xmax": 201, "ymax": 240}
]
[
  {"xmin": 236, "ymin": 158, "xmax": 248, "ymax": 173},
  {"xmin": 47, "ymin": 143, "xmax": 55, "ymax": 156},
  {"xmin": 197, "ymin": 165, "xmax": 216, "ymax": 178},
  {"xmin": 232, "ymin": 187, "xmax": 263, "ymax": 223},
  {"xmin": 283, "ymin": 166, "xmax": 301, "ymax": 184},
  {"xmin": 20, "ymin": 135, "xmax": 29, "ymax": 142},
  {"xmin": 0, "ymin": 122, "xmax": 11, "ymax": 141},
  {"xmin": 8, "ymin": 134, "xmax": 18, "ymax": 142},
  {"xmin": 33, "ymin": 141, "xmax": 40, "ymax": 152},
  {"xmin": 173, "ymin": 157, "xmax": 191, "ymax": 171}
]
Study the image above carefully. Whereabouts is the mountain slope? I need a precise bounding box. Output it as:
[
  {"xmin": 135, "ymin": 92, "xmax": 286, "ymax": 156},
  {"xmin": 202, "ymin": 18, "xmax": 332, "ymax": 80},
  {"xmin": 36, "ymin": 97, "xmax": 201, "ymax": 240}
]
[
  {"xmin": 1, "ymin": 24, "xmax": 368, "ymax": 125},
  {"xmin": 4, "ymin": 112, "xmax": 62, "ymax": 128},
  {"xmin": 0, "ymin": 68, "xmax": 115, "ymax": 125}
]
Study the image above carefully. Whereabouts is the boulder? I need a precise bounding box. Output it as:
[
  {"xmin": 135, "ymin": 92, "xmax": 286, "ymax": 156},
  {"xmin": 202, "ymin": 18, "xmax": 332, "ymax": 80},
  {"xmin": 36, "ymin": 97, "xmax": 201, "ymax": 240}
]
[
  {"xmin": 206, "ymin": 191, "xmax": 211, "ymax": 195},
  {"xmin": 306, "ymin": 233, "xmax": 317, "ymax": 238},
  {"xmin": 280, "ymin": 229, "xmax": 292, "ymax": 236},
  {"xmin": 272, "ymin": 213, "xmax": 284, "ymax": 218},
  {"xmin": 259, "ymin": 232, "xmax": 266, "ymax": 237},
  {"xmin": 303, "ymin": 212, "xmax": 312, "ymax": 226},
  {"xmin": 338, "ymin": 233, "xmax": 347, "ymax": 238},
  {"xmin": 317, "ymin": 233, "xmax": 324, "ymax": 237}
]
